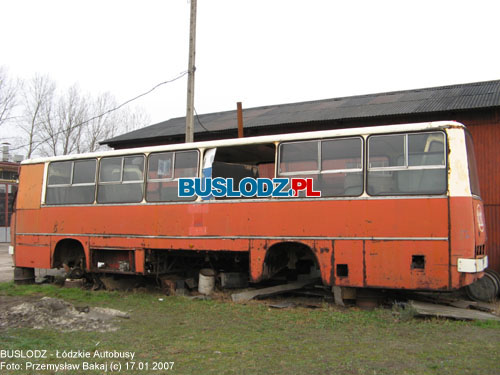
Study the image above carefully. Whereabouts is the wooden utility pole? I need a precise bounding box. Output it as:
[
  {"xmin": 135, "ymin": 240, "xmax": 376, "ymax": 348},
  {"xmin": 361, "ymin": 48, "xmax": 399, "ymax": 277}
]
[{"xmin": 185, "ymin": 0, "xmax": 197, "ymax": 143}]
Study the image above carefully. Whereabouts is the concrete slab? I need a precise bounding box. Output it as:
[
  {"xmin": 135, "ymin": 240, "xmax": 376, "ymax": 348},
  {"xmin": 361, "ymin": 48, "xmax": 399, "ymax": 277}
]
[{"xmin": 0, "ymin": 243, "xmax": 13, "ymax": 282}]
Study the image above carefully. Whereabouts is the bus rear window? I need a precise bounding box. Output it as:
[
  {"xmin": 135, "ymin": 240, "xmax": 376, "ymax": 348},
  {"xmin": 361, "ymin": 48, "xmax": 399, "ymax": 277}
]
[{"xmin": 465, "ymin": 132, "xmax": 481, "ymax": 196}]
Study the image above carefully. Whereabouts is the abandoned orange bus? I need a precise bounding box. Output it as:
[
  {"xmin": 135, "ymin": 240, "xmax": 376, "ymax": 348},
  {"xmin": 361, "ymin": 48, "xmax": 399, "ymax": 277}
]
[{"xmin": 10, "ymin": 121, "xmax": 487, "ymax": 291}]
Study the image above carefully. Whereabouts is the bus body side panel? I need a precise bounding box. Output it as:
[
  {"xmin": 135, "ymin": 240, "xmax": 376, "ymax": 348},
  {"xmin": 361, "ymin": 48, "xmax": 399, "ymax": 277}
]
[
  {"xmin": 14, "ymin": 164, "xmax": 52, "ymax": 269},
  {"xmin": 28, "ymin": 198, "xmax": 448, "ymax": 241},
  {"xmin": 446, "ymin": 127, "xmax": 486, "ymax": 288},
  {"xmin": 15, "ymin": 197, "xmax": 449, "ymax": 289},
  {"xmin": 449, "ymin": 196, "xmax": 475, "ymax": 288},
  {"xmin": 364, "ymin": 240, "xmax": 449, "ymax": 289},
  {"xmin": 16, "ymin": 164, "xmax": 45, "ymax": 210}
]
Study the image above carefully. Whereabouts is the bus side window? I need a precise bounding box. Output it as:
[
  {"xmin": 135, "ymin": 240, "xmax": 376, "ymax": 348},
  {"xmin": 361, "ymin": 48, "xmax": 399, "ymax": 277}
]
[
  {"xmin": 97, "ymin": 155, "xmax": 144, "ymax": 204},
  {"xmin": 46, "ymin": 160, "xmax": 96, "ymax": 205},
  {"xmin": 146, "ymin": 150, "xmax": 198, "ymax": 202},
  {"xmin": 368, "ymin": 132, "xmax": 446, "ymax": 195},
  {"xmin": 320, "ymin": 137, "xmax": 363, "ymax": 197},
  {"xmin": 279, "ymin": 137, "xmax": 363, "ymax": 197}
]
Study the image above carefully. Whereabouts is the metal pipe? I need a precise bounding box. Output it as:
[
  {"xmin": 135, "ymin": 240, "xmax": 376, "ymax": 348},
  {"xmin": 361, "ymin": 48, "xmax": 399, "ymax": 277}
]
[{"xmin": 237, "ymin": 102, "xmax": 243, "ymax": 138}]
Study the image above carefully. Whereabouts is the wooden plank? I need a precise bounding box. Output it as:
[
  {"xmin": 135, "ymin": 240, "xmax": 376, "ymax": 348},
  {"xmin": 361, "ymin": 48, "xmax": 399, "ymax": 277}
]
[
  {"xmin": 448, "ymin": 300, "xmax": 475, "ymax": 309},
  {"xmin": 410, "ymin": 300, "xmax": 500, "ymax": 321},
  {"xmin": 231, "ymin": 280, "xmax": 315, "ymax": 302}
]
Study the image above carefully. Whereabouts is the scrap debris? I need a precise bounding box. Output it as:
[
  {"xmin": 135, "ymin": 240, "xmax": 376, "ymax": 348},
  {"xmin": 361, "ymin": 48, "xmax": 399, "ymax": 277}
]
[
  {"xmin": 231, "ymin": 279, "xmax": 317, "ymax": 302},
  {"xmin": 409, "ymin": 300, "xmax": 500, "ymax": 321}
]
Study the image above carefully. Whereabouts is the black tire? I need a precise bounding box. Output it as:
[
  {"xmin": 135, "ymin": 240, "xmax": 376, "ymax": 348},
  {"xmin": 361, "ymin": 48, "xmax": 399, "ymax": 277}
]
[
  {"xmin": 465, "ymin": 274, "xmax": 498, "ymax": 302},
  {"xmin": 485, "ymin": 269, "xmax": 500, "ymax": 297}
]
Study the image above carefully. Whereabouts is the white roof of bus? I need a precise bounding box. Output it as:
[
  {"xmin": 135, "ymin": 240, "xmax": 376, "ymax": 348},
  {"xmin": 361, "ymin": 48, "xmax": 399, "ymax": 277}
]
[{"xmin": 22, "ymin": 120, "xmax": 464, "ymax": 165}]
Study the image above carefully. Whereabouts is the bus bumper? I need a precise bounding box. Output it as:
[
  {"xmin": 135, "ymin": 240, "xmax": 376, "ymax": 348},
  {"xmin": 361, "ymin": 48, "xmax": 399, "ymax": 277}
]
[{"xmin": 457, "ymin": 256, "xmax": 488, "ymax": 273}]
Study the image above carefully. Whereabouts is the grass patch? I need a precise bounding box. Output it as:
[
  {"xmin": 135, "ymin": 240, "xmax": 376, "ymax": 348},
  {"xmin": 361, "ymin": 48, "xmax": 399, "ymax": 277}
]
[{"xmin": 1, "ymin": 282, "xmax": 499, "ymax": 375}]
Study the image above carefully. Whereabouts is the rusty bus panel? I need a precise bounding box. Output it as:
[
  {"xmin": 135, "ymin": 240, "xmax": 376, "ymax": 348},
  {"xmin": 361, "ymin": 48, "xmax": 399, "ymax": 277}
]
[
  {"xmin": 364, "ymin": 240, "xmax": 449, "ymax": 290},
  {"xmin": 332, "ymin": 240, "xmax": 364, "ymax": 288},
  {"xmin": 16, "ymin": 164, "xmax": 44, "ymax": 210}
]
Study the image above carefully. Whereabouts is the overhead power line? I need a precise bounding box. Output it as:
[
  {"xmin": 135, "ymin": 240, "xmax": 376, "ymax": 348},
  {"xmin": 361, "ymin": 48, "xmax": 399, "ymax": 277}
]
[
  {"xmin": 194, "ymin": 107, "xmax": 210, "ymax": 133},
  {"xmin": 9, "ymin": 70, "xmax": 189, "ymax": 153}
]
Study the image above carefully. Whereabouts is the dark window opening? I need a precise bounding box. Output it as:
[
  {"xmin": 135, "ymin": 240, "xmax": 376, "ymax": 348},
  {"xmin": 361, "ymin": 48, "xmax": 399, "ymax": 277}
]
[
  {"xmin": 411, "ymin": 255, "xmax": 425, "ymax": 270},
  {"xmin": 210, "ymin": 143, "xmax": 276, "ymax": 199},
  {"xmin": 336, "ymin": 264, "xmax": 349, "ymax": 277}
]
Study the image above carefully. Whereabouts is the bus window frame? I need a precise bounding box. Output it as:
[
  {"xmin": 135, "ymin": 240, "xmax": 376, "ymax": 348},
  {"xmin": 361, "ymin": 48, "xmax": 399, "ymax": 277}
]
[
  {"xmin": 464, "ymin": 130, "xmax": 481, "ymax": 197},
  {"xmin": 147, "ymin": 149, "xmax": 200, "ymax": 183},
  {"xmin": 145, "ymin": 149, "xmax": 200, "ymax": 203},
  {"xmin": 96, "ymin": 154, "xmax": 146, "ymax": 204},
  {"xmin": 98, "ymin": 155, "xmax": 146, "ymax": 185},
  {"xmin": 278, "ymin": 136, "xmax": 364, "ymax": 176},
  {"xmin": 366, "ymin": 130, "xmax": 448, "ymax": 196},
  {"xmin": 276, "ymin": 136, "xmax": 364, "ymax": 199},
  {"xmin": 45, "ymin": 158, "xmax": 98, "ymax": 205}
]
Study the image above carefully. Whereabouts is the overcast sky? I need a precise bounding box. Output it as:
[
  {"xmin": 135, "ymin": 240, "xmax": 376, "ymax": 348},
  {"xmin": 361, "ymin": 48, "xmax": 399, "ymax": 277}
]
[{"xmin": 1, "ymin": 0, "xmax": 499, "ymax": 144}]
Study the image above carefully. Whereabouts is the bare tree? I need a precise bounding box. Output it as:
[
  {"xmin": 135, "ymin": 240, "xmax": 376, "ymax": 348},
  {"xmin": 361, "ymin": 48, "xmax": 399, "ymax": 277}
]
[
  {"xmin": 11, "ymin": 71, "xmax": 151, "ymax": 158},
  {"xmin": 120, "ymin": 106, "xmax": 150, "ymax": 134},
  {"xmin": 18, "ymin": 74, "xmax": 56, "ymax": 158},
  {"xmin": 80, "ymin": 92, "xmax": 119, "ymax": 153},
  {"xmin": 80, "ymin": 96, "xmax": 151, "ymax": 153},
  {"xmin": 0, "ymin": 67, "xmax": 19, "ymax": 127},
  {"xmin": 39, "ymin": 85, "xmax": 88, "ymax": 156}
]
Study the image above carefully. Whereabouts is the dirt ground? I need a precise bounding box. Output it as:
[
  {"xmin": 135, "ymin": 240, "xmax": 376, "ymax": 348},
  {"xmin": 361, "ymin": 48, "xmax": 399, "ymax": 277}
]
[{"xmin": 0, "ymin": 295, "xmax": 129, "ymax": 332}]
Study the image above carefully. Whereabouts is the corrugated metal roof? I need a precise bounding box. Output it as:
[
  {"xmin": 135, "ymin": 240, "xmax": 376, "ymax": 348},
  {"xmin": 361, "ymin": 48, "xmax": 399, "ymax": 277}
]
[{"xmin": 102, "ymin": 79, "xmax": 500, "ymax": 145}]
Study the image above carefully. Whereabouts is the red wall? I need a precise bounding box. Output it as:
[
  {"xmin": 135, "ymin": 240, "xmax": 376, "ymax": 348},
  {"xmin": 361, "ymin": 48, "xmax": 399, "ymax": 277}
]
[{"xmin": 465, "ymin": 116, "xmax": 500, "ymax": 272}]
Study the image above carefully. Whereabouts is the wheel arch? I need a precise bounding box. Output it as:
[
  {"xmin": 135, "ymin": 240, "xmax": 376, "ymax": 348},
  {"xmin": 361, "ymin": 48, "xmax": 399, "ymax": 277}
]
[
  {"xmin": 51, "ymin": 238, "xmax": 87, "ymax": 270},
  {"xmin": 261, "ymin": 240, "xmax": 321, "ymax": 281}
]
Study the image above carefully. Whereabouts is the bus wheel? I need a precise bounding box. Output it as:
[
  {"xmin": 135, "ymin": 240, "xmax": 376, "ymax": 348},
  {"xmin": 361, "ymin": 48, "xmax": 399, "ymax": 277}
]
[{"xmin": 465, "ymin": 272, "xmax": 498, "ymax": 302}]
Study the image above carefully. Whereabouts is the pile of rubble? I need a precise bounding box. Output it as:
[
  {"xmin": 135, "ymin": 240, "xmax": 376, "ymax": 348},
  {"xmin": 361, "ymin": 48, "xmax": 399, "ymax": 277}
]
[{"xmin": 0, "ymin": 297, "xmax": 129, "ymax": 332}]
